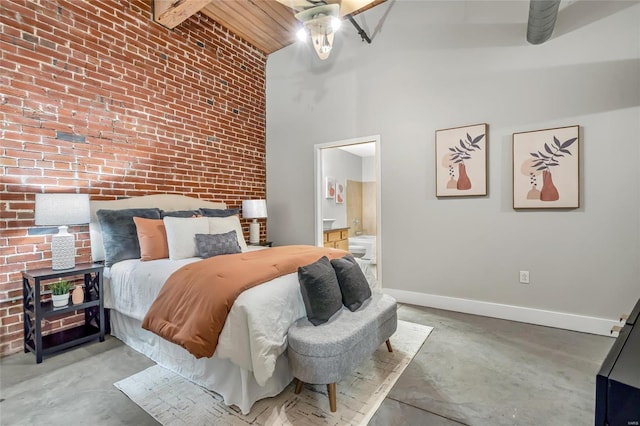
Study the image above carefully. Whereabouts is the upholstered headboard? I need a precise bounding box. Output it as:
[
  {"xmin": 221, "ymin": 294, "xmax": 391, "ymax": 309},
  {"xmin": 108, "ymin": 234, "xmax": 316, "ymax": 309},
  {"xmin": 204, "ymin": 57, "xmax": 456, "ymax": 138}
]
[{"xmin": 89, "ymin": 194, "xmax": 227, "ymax": 262}]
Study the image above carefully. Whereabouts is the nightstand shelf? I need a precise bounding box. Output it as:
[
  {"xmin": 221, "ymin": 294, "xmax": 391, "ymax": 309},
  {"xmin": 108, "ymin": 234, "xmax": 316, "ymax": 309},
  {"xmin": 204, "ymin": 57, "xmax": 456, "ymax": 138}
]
[
  {"xmin": 22, "ymin": 263, "xmax": 105, "ymax": 363},
  {"xmin": 24, "ymin": 292, "xmax": 100, "ymax": 317},
  {"xmin": 28, "ymin": 324, "xmax": 102, "ymax": 357}
]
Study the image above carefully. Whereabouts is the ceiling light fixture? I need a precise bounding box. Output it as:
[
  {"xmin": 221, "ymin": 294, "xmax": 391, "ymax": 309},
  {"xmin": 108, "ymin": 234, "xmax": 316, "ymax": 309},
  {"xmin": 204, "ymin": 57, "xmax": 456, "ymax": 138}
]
[{"xmin": 295, "ymin": 4, "xmax": 341, "ymax": 60}]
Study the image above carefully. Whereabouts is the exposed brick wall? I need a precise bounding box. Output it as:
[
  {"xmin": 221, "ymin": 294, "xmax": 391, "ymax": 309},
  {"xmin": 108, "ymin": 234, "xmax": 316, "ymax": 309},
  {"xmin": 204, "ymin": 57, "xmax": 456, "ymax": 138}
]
[{"xmin": 0, "ymin": 0, "xmax": 267, "ymax": 356}]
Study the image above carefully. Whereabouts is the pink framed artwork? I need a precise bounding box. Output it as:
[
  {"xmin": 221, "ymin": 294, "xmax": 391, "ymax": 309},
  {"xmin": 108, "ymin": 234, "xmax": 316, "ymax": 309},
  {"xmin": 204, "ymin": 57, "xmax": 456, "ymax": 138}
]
[
  {"xmin": 325, "ymin": 176, "xmax": 335, "ymax": 199},
  {"xmin": 512, "ymin": 125, "xmax": 580, "ymax": 209},
  {"xmin": 436, "ymin": 123, "xmax": 488, "ymax": 197},
  {"xmin": 335, "ymin": 181, "xmax": 345, "ymax": 204}
]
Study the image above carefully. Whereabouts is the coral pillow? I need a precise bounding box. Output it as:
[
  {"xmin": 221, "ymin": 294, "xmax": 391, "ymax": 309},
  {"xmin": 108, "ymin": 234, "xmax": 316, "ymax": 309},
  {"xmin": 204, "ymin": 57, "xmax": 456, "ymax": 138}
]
[{"xmin": 133, "ymin": 217, "xmax": 169, "ymax": 261}]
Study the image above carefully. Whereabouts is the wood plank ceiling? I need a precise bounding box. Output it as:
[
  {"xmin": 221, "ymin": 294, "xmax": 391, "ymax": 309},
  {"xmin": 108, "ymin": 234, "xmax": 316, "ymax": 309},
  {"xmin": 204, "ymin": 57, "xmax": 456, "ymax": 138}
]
[
  {"xmin": 200, "ymin": 0, "xmax": 298, "ymax": 54},
  {"xmin": 154, "ymin": 0, "xmax": 386, "ymax": 55}
]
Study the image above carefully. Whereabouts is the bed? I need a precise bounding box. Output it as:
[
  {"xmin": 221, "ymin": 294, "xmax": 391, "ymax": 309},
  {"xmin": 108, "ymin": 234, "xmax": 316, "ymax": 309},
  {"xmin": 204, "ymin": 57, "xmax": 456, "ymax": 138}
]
[{"xmin": 89, "ymin": 194, "xmax": 308, "ymax": 414}]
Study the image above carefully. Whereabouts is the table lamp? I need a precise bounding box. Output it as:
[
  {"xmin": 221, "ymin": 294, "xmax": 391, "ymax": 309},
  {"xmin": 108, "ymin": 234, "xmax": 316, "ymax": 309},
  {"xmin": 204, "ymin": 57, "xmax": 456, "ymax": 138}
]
[
  {"xmin": 242, "ymin": 199, "xmax": 267, "ymax": 244},
  {"xmin": 35, "ymin": 193, "xmax": 90, "ymax": 270}
]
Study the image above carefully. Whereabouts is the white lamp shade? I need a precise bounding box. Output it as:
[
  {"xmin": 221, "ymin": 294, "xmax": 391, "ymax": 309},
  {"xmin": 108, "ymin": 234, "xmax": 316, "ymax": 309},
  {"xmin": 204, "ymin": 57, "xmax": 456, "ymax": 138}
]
[
  {"xmin": 35, "ymin": 193, "xmax": 90, "ymax": 226},
  {"xmin": 242, "ymin": 199, "xmax": 267, "ymax": 219},
  {"xmin": 35, "ymin": 193, "xmax": 90, "ymax": 269}
]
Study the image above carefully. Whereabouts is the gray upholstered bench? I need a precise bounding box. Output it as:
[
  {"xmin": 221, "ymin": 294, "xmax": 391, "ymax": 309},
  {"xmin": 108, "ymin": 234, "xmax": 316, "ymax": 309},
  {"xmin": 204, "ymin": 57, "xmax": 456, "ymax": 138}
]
[{"xmin": 286, "ymin": 292, "xmax": 397, "ymax": 412}]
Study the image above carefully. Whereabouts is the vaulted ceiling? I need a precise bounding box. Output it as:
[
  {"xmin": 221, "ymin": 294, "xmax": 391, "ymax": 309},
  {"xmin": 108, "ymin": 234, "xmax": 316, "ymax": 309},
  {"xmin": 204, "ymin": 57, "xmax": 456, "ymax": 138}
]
[{"xmin": 153, "ymin": 0, "xmax": 387, "ymax": 55}]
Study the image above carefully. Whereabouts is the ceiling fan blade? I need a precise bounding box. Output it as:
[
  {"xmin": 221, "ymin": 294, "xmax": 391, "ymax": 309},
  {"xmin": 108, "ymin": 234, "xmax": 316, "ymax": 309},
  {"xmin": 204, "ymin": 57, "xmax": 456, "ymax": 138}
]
[
  {"xmin": 275, "ymin": 0, "xmax": 383, "ymax": 16},
  {"xmin": 338, "ymin": 0, "xmax": 379, "ymax": 16},
  {"xmin": 275, "ymin": 0, "xmax": 320, "ymax": 12}
]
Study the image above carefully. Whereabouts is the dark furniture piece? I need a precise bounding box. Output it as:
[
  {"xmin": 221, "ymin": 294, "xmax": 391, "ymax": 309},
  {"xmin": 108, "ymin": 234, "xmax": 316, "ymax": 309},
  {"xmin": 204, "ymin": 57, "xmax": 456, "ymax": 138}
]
[
  {"xmin": 596, "ymin": 297, "xmax": 640, "ymax": 426},
  {"xmin": 22, "ymin": 263, "xmax": 105, "ymax": 363}
]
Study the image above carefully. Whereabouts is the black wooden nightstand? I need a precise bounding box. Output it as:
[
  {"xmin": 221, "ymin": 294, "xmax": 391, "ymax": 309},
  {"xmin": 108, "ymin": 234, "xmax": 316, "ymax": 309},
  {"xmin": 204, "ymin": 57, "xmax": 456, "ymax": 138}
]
[
  {"xmin": 249, "ymin": 241, "xmax": 273, "ymax": 247},
  {"xmin": 22, "ymin": 263, "xmax": 105, "ymax": 363}
]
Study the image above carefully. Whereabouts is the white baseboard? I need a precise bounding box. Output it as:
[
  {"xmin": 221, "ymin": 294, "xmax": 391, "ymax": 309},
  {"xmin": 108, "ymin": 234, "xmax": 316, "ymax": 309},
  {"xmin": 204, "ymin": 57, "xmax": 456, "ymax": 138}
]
[{"xmin": 383, "ymin": 288, "xmax": 619, "ymax": 337}]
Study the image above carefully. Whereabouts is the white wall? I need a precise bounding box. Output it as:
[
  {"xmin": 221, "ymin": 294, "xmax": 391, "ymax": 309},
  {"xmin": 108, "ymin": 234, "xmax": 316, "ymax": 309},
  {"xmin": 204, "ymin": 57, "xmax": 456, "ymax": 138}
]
[
  {"xmin": 266, "ymin": 1, "xmax": 640, "ymax": 327},
  {"xmin": 322, "ymin": 148, "xmax": 363, "ymax": 228},
  {"xmin": 362, "ymin": 156, "xmax": 376, "ymax": 182}
]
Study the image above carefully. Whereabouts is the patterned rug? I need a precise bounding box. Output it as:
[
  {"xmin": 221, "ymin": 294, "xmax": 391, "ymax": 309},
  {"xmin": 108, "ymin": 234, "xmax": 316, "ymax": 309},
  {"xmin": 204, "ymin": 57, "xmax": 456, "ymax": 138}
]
[{"xmin": 114, "ymin": 320, "xmax": 432, "ymax": 426}]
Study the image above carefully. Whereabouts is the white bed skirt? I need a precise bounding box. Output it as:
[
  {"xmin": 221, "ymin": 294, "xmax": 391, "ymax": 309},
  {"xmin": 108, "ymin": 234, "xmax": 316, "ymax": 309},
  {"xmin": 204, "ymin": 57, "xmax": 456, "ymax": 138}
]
[{"xmin": 110, "ymin": 310, "xmax": 294, "ymax": 414}]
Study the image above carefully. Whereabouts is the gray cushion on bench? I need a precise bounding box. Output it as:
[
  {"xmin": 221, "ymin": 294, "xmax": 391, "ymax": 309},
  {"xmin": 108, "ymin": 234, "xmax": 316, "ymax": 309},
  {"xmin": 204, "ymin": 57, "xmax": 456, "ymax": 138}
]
[
  {"xmin": 287, "ymin": 293, "xmax": 397, "ymax": 385},
  {"xmin": 298, "ymin": 256, "xmax": 343, "ymax": 325},
  {"xmin": 331, "ymin": 254, "xmax": 372, "ymax": 311}
]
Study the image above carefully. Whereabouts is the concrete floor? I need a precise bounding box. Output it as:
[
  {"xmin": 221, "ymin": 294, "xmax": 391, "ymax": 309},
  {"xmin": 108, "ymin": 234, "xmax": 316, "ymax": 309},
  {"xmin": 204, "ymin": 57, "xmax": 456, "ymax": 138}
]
[
  {"xmin": 370, "ymin": 305, "xmax": 613, "ymax": 425},
  {"xmin": 0, "ymin": 304, "xmax": 613, "ymax": 425}
]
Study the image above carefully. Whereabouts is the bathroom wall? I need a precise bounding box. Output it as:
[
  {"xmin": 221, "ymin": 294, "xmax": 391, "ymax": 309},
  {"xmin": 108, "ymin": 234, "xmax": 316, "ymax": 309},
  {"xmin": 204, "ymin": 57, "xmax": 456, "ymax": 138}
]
[
  {"xmin": 346, "ymin": 180, "xmax": 363, "ymax": 236},
  {"xmin": 361, "ymin": 155, "xmax": 377, "ymax": 235},
  {"xmin": 321, "ymin": 148, "xmax": 362, "ymax": 229},
  {"xmin": 347, "ymin": 179, "xmax": 377, "ymax": 237},
  {"xmin": 362, "ymin": 181, "xmax": 377, "ymax": 235},
  {"xmin": 362, "ymin": 157, "xmax": 376, "ymax": 182}
]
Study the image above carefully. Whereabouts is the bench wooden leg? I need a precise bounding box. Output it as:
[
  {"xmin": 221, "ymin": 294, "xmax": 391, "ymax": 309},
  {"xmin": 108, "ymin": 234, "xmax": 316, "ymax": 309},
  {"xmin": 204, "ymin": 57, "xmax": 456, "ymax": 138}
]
[
  {"xmin": 327, "ymin": 382, "xmax": 337, "ymax": 412},
  {"xmin": 386, "ymin": 339, "xmax": 393, "ymax": 353},
  {"xmin": 296, "ymin": 380, "xmax": 337, "ymax": 412}
]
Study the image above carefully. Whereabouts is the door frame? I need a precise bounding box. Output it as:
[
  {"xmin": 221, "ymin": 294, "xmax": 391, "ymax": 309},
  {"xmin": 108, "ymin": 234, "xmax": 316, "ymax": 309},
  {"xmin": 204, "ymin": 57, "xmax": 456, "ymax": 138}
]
[{"xmin": 314, "ymin": 134, "xmax": 382, "ymax": 287}]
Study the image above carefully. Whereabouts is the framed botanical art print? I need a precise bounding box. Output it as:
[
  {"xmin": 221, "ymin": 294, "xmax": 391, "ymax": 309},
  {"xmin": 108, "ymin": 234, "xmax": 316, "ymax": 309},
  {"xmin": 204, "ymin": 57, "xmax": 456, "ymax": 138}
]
[
  {"xmin": 335, "ymin": 181, "xmax": 345, "ymax": 204},
  {"xmin": 512, "ymin": 125, "xmax": 579, "ymax": 209},
  {"xmin": 325, "ymin": 176, "xmax": 335, "ymax": 199},
  {"xmin": 436, "ymin": 123, "xmax": 488, "ymax": 197}
]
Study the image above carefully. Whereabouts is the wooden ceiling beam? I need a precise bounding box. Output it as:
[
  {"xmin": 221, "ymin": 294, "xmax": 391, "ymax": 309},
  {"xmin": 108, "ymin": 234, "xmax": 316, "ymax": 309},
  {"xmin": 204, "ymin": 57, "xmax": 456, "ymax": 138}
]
[{"xmin": 153, "ymin": 0, "xmax": 212, "ymax": 29}]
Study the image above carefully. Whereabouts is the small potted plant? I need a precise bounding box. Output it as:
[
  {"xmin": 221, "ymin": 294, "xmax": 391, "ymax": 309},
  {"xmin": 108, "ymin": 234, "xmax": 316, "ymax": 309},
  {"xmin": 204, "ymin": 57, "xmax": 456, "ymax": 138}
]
[{"xmin": 50, "ymin": 280, "xmax": 72, "ymax": 308}]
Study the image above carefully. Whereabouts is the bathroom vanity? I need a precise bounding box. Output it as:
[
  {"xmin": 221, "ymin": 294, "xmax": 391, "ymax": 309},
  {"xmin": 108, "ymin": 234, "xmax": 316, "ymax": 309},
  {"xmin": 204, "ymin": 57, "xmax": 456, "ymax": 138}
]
[{"xmin": 323, "ymin": 227, "xmax": 349, "ymax": 251}]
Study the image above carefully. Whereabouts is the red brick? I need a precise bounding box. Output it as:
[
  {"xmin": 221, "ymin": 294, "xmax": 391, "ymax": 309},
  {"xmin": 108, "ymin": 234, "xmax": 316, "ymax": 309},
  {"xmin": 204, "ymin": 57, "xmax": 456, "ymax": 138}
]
[{"xmin": 0, "ymin": 0, "xmax": 266, "ymax": 358}]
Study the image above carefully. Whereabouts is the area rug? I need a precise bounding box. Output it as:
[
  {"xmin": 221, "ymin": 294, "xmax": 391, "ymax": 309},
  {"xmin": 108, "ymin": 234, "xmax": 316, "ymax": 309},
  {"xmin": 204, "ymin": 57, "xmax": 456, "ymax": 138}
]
[{"xmin": 114, "ymin": 320, "xmax": 432, "ymax": 426}]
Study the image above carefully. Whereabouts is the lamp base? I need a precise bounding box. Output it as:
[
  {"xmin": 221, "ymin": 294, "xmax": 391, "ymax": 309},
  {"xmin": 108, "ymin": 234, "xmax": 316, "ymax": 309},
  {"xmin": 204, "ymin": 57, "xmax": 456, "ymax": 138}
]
[
  {"xmin": 249, "ymin": 220, "xmax": 260, "ymax": 244},
  {"xmin": 51, "ymin": 226, "xmax": 75, "ymax": 270}
]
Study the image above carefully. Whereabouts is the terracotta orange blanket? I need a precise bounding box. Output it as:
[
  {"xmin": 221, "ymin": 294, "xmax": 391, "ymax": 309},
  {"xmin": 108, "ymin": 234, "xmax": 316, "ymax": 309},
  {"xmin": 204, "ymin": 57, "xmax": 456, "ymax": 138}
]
[{"xmin": 142, "ymin": 245, "xmax": 347, "ymax": 358}]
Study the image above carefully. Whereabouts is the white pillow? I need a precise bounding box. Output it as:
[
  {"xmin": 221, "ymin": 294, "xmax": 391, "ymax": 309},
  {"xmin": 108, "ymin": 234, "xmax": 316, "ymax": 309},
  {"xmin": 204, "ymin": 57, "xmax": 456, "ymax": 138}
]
[
  {"xmin": 208, "ymin": 215, "xmax": 248, "ymax": 252},
  {"xmin": 163, "ymin": 216, "xmax": 209, "ymax": 260}
]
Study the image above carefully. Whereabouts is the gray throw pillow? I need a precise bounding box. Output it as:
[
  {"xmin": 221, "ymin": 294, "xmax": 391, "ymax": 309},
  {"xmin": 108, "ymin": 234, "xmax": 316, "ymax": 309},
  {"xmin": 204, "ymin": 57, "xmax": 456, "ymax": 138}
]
[
  {"xmin": 97, "ymin": 208, "xmax": 161, "ymax": 267},
  {"xmin": 330, "ymin": 254, "xmax": 372, "ymax": 311},
  {"xmin": 195, "ymin": 231, "xmax": 241, "ymax": 258},
  {"xmin": 161, "ymin": 209, "xmax": 200, "ymax": 218},
  {"xmin": 297, "ymin": 256, "xmax": 343, "ymax": 326},
  {"xmin": 198, "ymin": 208, "xmax": 240, "ymax": 217}
]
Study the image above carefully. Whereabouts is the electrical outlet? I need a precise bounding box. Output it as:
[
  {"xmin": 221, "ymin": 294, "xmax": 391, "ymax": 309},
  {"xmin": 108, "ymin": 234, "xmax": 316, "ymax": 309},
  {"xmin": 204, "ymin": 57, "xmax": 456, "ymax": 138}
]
[{"xmin": 519, "ymin": 270, "xmax": 530, "ymax": 284}]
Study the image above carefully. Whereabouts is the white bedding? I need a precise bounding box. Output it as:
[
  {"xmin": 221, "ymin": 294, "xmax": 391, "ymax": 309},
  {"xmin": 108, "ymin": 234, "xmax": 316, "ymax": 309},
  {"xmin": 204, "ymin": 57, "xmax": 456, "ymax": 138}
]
[
  {"xmin": 90, "ymin": 194, "xmax": 301, "ymax": 414},
  {"xmin": 105, "ymin": 247, "xmax": 307, "ymax": 387}
]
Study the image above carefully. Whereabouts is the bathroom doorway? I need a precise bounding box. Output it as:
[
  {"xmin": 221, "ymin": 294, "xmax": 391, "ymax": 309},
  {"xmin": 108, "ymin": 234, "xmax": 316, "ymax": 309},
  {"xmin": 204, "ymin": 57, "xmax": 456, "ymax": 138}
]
[{"xmin": 314, "ymin": 135, "xmax": 381, "ymax": 290}]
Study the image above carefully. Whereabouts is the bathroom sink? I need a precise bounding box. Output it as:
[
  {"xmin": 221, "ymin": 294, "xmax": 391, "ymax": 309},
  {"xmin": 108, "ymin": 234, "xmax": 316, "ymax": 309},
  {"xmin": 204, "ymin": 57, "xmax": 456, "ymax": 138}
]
[{"xmin": 322, "ymin": 219, "xmax": 336, "ymax": 230}]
